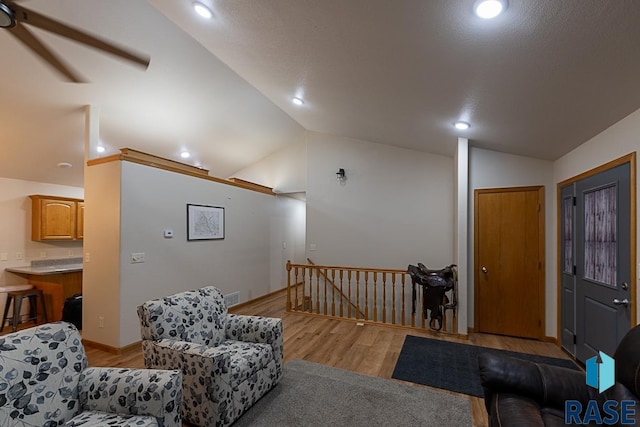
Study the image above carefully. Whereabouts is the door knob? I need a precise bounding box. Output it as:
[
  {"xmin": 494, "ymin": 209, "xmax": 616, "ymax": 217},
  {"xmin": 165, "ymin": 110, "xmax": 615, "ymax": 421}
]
[
  {"xmin": 481, "ymin": 266, "xmax": 488, "ymax": 273},
  {"xmin": 613, "ymin": 298, "xmax": 630, "ymax": 306}
]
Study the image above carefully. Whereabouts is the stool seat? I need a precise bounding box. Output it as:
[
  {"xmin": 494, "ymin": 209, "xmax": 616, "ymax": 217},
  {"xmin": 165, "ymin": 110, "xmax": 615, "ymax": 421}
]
[{"xmin": 1, "ymin": 289, "xmax": 48, "ymax": 332}]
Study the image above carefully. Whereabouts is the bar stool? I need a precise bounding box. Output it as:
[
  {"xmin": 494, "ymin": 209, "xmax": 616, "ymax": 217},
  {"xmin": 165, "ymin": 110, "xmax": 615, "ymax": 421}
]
[
  {"xmin": 1, "ymin": 289, "xmax": 48, "ymax": 332},
  {"xmin": 0, "ymin": 284, "xmax": 33, "ymax": 327}
]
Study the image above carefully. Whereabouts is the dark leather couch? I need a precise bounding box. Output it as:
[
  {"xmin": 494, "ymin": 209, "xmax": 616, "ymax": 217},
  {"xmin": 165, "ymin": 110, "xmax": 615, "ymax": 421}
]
[{"xmin": 478, "ymin": 324, "xmax": 640, "ymax": 426}]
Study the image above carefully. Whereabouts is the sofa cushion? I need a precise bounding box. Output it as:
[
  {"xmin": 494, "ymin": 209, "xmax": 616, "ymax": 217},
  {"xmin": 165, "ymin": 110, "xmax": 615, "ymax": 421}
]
[
  {"xmin": 65, "ymin": 410, "xmax": 159, "ymax": 426},
  {"xmin": 540, "ymin": 408, "xmax": 568, "ymax": 427},
  {"xmin": 218, "ymin": 340, "xmax": 274, "ymax": 386},
  {"xmin": 490, "ymin": 393, "xmax": 544, "ymax": 427},
  {"xmin": 0, "ymin": 322, "xmax": 87, "ymax": 427}
]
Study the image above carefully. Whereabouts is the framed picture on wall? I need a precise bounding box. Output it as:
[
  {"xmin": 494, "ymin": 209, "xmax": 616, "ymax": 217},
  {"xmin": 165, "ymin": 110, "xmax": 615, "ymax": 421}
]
[{"xmin": 187, "ymin": 204, "xmax": 225, "ymax": 240}]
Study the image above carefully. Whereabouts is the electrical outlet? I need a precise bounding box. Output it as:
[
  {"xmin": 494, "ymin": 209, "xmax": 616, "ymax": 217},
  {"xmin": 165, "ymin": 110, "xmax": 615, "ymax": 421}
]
[
  {"xmin": 131, "ymin": 253, "xmax": 145, "ymax": 263},
  {"xmin": 85, "ymin": 252, "xmax": 90, "ymax": 262},
  {"xmin": 98, "ymin": 316, "xmax": 104, "ymax": 328},
  {"xmin": 15, "ymin": 252, "xmax": 23, "ymax": 260},
  {"xmin": 68, "ymin": 250, "xmax": 74, "ymax": 257},
  {"xmin": 40, "ymin": 251, "xmax": 47, "ymax": 258}
]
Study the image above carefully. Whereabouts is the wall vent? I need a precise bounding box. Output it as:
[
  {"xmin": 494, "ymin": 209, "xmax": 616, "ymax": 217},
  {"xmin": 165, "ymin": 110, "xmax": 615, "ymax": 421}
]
[{"xmin": 224, "ymin": 291, "xmax": 240, "ymax": 307}]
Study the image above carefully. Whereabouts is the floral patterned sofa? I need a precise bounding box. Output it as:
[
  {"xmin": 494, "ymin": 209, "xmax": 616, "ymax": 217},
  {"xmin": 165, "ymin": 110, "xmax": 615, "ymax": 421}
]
[
  {"xmin": 0, "ymin": 321, "xmax": 182, "ymax": 427},
  {"xmin": 137, "ymin": 286, "xmax": 283, "ymax": 427}
]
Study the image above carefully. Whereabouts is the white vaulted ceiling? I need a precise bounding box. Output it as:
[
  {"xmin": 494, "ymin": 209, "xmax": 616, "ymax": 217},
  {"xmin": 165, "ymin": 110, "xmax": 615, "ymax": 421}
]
[{"xmin": 2, "ymin": 0, "xmax": 640, "ymax": 187}]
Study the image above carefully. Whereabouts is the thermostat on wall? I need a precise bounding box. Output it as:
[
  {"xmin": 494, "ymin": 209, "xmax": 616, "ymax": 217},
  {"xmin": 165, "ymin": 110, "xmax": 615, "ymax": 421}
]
[{"xmin": 164, "ymin": 229, "xmax": 174, "ymax": 238}]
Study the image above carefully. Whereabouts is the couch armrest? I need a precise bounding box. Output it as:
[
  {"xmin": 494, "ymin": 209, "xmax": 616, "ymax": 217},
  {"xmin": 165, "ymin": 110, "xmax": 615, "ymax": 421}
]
[
  {"xmin": 478, "ymin": 352, "xmax": 596, "ymax": 413},
  {"xmin": 226, "ymin": 314, "xmax": 284, "ymax": 380},
  {"xmin": 78, "ymin": 367, "xmax": 182, "ymax": 427}
]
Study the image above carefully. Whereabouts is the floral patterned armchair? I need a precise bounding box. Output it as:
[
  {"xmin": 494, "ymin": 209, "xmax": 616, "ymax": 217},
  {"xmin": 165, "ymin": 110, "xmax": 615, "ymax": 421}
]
[
  {"xmin": 137, "ymin": 286, "xmax": 283, "ymax": 427},
  {"xmin": 0, "ymin": 322, "xmax": 182, "ymax": 427}
]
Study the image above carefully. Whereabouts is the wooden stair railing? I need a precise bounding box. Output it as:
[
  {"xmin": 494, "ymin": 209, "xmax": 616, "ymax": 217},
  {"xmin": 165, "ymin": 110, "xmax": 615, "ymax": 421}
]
[
  {"xmin": 306, "ymin": 258, "xmax": 365, "ymax": 319},
  {"xmin": 286, "ymin": 260, "xmax": 458, "ymax": 333}
]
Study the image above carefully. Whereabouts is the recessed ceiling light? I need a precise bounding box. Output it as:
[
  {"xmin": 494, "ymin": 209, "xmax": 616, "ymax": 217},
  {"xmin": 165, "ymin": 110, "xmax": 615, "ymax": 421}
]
[
  {"xmin": 193, "ymin": 1, "xmax": 213, "ymax": 19},
  {"xmin": 57, "ymin": 162, "xmax": 73, "ymax": 169},
  {"xmin": 292, "ymin": 97, "xmax": 304, "ymax": 106},
  {"xmin": 473, "ymin": 0, "xmax": 507, "ymax": 19},
  {"xmin": 454, "ymin": 121, "xmax": 471, "ymax": 130},
  {"xmin": 0, "ymin": 3, "xmax": 16, "ymax": 28},
  {"xmin": 180, "ymin": 151, "xmax": 191, "ymax": 159},
  {"xmin": 96, "ymin": 146, "xmax": 106, "ymax": 153}
]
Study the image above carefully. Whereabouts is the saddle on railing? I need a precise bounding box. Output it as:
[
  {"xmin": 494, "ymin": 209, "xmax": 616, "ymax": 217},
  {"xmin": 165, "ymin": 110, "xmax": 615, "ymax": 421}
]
[{"xmin": 407, "ymin": 263, "xmax": 457, "ymax": 331}]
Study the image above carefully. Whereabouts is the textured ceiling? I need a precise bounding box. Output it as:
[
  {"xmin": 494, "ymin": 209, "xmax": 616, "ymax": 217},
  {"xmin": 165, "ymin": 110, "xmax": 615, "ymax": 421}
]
[
  {"xmin": 2, "ymin": 0, "xmax": 640, "ymax": 188},
  {"xmin": 152, "ymin": 0, "xmax": 640, "ymax": 157}
]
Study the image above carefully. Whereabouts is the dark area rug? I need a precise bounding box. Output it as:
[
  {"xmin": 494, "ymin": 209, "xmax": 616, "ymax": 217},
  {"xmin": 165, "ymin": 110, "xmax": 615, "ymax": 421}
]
[{"xmin": 391, "ymin": 335, "xmax": 580, "ymax": 397}]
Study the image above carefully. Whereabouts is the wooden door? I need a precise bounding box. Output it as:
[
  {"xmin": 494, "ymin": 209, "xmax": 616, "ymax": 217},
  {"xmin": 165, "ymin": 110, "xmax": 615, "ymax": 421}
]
[{"xmin": 475, "ymin": 186, "xmax": 544, "ymax": 339}]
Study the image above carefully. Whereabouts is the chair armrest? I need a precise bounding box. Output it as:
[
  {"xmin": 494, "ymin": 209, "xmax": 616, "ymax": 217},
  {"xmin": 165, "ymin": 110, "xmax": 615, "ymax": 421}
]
[
  {"xmin": 478, "ymin": 352, "xmax": 596, "ymax": 413},
  {"xmin": 78, "ymin": 367, "xmax": 182, "ymax": 427},
  {"xmin": 226, "ymin": 314, "xmax": 282, "ymax": 344},
  {"xmin": 226, "ymin": 314, "xmax": 284, "ymax": 380},
  {"xmin": 142, "ymin": 339, "xmax": 236, "ymax": 426}
]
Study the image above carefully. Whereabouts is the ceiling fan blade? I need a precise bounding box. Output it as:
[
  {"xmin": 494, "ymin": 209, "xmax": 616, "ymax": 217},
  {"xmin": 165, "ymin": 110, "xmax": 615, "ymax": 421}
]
[
  {"xmin": 8, "ymin": 22, "xmax": 84, "ymax": 82},
  {"xmin": 11, "ymin": 3, "xmax": 150, "ymax": 69}
]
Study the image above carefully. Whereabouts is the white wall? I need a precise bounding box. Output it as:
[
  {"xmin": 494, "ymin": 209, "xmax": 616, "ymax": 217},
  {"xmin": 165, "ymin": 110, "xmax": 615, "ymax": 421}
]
[
  {"xmin": 0, "ymin": 177, "xmax": 83, "ymax": 287},
  {"xmin": 306, "ymin": 132, "xmax": 454, "ymax": 269},
  {"xmin": 231, "ymin": 138, "xmax": 307, "ymax": 194},
  {"xmin": 554, "ymin": 107, "xmax": 640, "ymax": 322},
  {"xmin": 468, "ymin": 147, "xmax": 555, "ymax": 337},
  {"xmin": 455, "ymin": 139, "xmax": 469, "ymax": 335},
  {"xmin": 82, "ymin": 160, "xmax": 122, "ymax": 346},
  {"xmin": 118, "ymin": 162, "xmax": 278, "ymax": 345},
  {"xmin": 271, "ymin": 196, "xmax": 307, "ymax": 289}
]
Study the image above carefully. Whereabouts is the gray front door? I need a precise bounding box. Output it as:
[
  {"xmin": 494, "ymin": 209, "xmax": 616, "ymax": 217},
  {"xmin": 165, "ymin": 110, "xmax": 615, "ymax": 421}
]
[
  {"xmin": 574, "ymin": 163, "xmax": 631, "ymax": 363},
  {"xmin": 560, "ymin": 183, "xmax": 576, "ymax": 356}
]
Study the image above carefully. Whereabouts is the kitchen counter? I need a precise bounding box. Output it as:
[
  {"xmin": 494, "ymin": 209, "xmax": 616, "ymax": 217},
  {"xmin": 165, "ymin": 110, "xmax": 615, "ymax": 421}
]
[
  {"xmin": 6, "ymin": 264, "xmax": 83, "ymax": 275},
  {"xmin": 5, "ymin": 256, "xmax": 83, "ymax": 276}
]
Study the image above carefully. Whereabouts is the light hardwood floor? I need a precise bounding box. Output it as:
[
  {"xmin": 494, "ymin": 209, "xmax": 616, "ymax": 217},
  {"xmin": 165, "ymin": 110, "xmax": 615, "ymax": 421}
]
[{"xmin": 82, "ymin": 290, "xmax": 576, "ymax": 426}]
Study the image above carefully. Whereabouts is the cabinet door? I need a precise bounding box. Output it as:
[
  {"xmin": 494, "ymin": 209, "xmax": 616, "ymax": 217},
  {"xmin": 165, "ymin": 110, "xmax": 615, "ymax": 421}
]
[
  {"xmin": 40, "ymin": 199, "xmax": 77, "ymax": 240},
  {"xmin": 76, "ymin": 202, "xmax": 84, "ymax": 239}
]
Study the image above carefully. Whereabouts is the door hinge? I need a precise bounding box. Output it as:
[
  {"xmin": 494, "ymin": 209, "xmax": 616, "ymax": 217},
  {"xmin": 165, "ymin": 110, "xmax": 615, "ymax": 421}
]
[
  {"xmin": 538, "ymin": 261, "xmax": 542, "ymax": 270},
  {"xmin": 573, "ymin": 335, "xmax": 577, "ymax": 345},
  {"xmin": 573, "ymin": 265, "xmax": 576, "ymax": 275},
  {"xmin": 572, "ymin": 196, "xmax": 577, "ymax": 206},
  {"xmin": 538, "ymin": 203, "xmax": 541, "ymax": 213}
]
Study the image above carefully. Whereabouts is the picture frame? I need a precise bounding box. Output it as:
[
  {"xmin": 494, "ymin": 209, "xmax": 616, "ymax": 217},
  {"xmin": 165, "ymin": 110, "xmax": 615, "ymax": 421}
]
[{"xmin": 187, "ymin": 204, "xmax": 225, "ymax": 241}]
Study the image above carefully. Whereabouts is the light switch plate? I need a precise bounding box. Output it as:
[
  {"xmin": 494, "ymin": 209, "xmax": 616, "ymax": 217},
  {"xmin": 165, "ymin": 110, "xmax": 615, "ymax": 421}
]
[{"xmin": 131, "ymin": 253, "xmax": 145, "ymax": 263}]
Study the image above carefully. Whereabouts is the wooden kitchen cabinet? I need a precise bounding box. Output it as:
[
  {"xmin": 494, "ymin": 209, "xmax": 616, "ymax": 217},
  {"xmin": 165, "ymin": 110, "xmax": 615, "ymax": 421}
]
[
  {"xmin": 76, "ymin": 202, "xmax": 85, "ymax": 239},
  {"xmin": 30, "ymin": 195, "xmax": 84, "ymax": 241}
]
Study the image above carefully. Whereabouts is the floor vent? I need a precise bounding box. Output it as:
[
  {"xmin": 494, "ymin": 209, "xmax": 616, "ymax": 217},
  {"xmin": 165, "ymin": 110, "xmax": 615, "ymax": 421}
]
[{"xmin": 224, "ymin": 291, "xmax": 240, "ymax": 307}]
